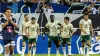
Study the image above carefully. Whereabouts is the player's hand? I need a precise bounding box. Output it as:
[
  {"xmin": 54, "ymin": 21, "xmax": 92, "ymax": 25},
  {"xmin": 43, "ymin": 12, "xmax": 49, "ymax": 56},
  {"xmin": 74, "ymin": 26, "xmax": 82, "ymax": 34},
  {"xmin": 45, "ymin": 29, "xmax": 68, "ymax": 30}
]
[
  {"xmin": 83, "ymin": 31, "xmax": 87, "ymax": 34},
  {"xmin": 8, "ymin": 17, "xmax": 12, "ymax": 22},
  {"xmin": 5, "ymin": 21, "xmax": 9, "ymax": 25}
]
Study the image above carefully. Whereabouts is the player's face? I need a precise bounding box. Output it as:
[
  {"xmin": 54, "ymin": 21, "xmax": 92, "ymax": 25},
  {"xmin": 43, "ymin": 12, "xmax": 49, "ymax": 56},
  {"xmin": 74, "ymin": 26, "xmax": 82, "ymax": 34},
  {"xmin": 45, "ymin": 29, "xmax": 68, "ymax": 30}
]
[
  {"xmin": 31, "ymin": 20, "xmax": 35, "ymax": 24},
  {"xmin": 5, "ymin": 9, "xmax": 11, "ymax": 17},
  {"xmin": 84, "ymin": 15, "xmax": 89, "ymax": 20},
  {"xmin": 25, "ymin": 15, "xmax": 28, "ymax": 20},
  {"xmin": 50, "ymin": 16, "xmax": 54, "ymax": 22},
  {"xmin": 90, "ymin": 3, "xmax": 95, "ymax": 7},
  {"xmin": 64, "ymin": 18, "xmax": 68, "ymax": 23}
]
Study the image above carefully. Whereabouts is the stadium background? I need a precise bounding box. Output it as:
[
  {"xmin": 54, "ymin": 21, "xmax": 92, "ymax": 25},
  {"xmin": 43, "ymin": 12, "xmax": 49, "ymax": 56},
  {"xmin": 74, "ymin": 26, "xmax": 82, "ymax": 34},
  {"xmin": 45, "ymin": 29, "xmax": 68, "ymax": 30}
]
[{"xmin": 0, "ymin": 0, "xmax": 100, "ymax": 55}]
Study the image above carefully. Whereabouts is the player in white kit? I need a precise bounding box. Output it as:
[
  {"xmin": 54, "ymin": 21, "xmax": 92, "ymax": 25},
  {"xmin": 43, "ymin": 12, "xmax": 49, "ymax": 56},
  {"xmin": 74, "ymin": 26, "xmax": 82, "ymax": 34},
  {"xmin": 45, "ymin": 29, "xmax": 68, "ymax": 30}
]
[
  {"xmin": 61, "ymin": 16, "xmax": 74, "ymax": 56},
  {"xmin": 46, "ymin": 15, "xmax": 61, "ymax": 56},
  {"xmin": 25, "ymin": 17, "xmax": 40, "ymax": 56},
  {"xmin": 22, "ymin": 14, "xmax": 29, "ymax": 56},
  {"xmin": 79, "ymin": 13, "xmax": 94, "ymax": 56}
]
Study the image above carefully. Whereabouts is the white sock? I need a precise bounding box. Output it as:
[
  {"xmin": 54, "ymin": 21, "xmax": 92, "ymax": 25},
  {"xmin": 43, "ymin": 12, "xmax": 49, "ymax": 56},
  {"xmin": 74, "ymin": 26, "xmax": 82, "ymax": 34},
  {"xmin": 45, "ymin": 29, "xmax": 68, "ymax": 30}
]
[
  {"xmin": 80, "ymin": 47, "xmax": 83, "ymax": 54},
  {"xmin": 22, "ymin": 46, "xmax": 25, "ymax": 56},
  {"xmin": 33, "ymin": 46, "xmax": 36, "ymax": 55},
  {"xmin": 56, "ymin": 48, "xmax": 59, "ymax": 56},
  {"xmin": 48, "ymin": 48, "xmax": 51, "ymax": 56},
  {"xmin": 86, "ymin": 46, "xmax": 90, "ymax": 55},
  {"xmin": 82, "ymin": 47, "xmax": 85, "ymax": 56},
  {"xmin": 62, "ymin": 47, "xmax": 66, "ymax": 56},
  {"xmin": 68, "ymin": 46, "xmax": 71, "ymax": 55},
  {"xmin": 5, "ymin": 54, "xmax": 9, "ymax": 56}
]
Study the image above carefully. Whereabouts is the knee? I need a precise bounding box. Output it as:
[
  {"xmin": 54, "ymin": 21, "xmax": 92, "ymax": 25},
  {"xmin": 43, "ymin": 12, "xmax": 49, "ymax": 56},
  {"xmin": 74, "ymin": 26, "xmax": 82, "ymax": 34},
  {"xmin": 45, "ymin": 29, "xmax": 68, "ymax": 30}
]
[
  {"xmin": 33, "ymin": 42, "xmax": 36, "ymax": 46},
  {"xmin": 22, "ymin": 42, "xmax": 26, "ymax": 46},
  {"xmin": 67, "ymin": 42, "xmax": 71, "ymax": 45},
  {"xmin": 87, "ymin": 40, "xmax": 91, "ymax": 45},
  {"xmin": 28, "ymin": 44, "xmax": 32, "ymax": 48},
  {"xmin": 5, "ymin": 46, "xmax": 9, "ymax": 52},
  {"xmin": 82, "ymin": 42, "xmax": 86, "ymax": 46}
]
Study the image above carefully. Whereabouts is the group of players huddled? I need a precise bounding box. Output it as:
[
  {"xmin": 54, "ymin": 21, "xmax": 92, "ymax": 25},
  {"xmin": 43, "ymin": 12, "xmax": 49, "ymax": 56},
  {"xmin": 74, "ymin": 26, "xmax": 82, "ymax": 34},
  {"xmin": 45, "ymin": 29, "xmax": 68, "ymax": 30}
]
[{"xmin": 1, "ymin": 8, "xmax": 94, "ymax": 56}]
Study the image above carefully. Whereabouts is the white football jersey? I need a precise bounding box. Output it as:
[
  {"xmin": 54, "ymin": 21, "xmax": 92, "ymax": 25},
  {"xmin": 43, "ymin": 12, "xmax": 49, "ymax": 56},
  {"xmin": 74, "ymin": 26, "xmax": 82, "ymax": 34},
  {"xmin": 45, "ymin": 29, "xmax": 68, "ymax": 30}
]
[
  {"xmin": 46, "ymin": 21, "xmax": 60, "ymax": 36},
  {"xmin": 79, "ymin": 19, "xmax": 92, "ymax": 35},
  {"xmin": 25, "ymin": 22, "xmax": 39, "ymax": 39},
  {"xmin": 61, "ymin": 22, "xmax": 74, "ymax": 38},
  {"xmin": 22, "ymin": 20, "xmax": 30, "ymax": 35}
]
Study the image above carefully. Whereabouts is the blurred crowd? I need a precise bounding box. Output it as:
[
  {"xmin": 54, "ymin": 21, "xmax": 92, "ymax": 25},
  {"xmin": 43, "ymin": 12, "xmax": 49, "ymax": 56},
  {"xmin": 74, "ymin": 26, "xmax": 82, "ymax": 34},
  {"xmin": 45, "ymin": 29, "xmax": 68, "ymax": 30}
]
[
  {"xmin": 1, "ymin": 0, "xmax": 100, "ymax": 3},
  {"xmin": 0, "ymin": 0, "xmax": 100, "ymax": 14},
  {"xmin": 83, "ymin": 2, "xmax": 99, "ymax": 14},
  {"xmin": 0, "ymin": 0, "xmax": 100, "ymax": 6}
]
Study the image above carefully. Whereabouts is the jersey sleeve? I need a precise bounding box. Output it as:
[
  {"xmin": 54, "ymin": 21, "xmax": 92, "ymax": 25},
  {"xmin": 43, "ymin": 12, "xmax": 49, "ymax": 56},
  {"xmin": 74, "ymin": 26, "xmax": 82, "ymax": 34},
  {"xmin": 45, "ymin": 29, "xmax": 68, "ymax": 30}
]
[
  {"xmin": 46, "ymin": 23, "xmax": 49, "ymax": 28},
  {"xmin": 61, "ymin": 22, "xmax": 64, "ymax": 27},
  {"xmin": 12, "ymin": 18, "xmax": 17, "ymax": 24},
  {"xmin": 79, "ymin": 19, "xmax": 83, "ymax": 25},
  {"xmin": 1, "ymin": 18, "xmax": 5, "ymax": 25},
  {"xmin": 57, "ymin": 21, "xmax": 61, "ymax": 26},
  {"xmin": 37, "ymin": 23, "xmax": 39, "ymax": 29},
  {"xmin": 70, "ymin": 24, "xmax": 74, "ymax": 32},
  {"xmin": 89, "ymin": 19, "xmax": 92, "ymax": 24}
]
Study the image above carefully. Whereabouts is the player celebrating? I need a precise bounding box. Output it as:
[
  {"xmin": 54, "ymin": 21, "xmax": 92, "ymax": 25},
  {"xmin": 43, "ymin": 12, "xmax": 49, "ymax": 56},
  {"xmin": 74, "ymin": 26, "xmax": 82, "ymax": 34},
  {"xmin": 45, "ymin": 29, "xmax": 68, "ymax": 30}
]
[
  {"xmin": 61, "ymin": 17, "xmax": 74, "ymax": 56},
  {"xmin": 79, "ymin": 13, "xmax": 94, "ymax": 56},
  {"xmin": 22, "ymin": 14, "xmax": 29, "ymax": 56},
  {"xmin": 1, "ymin": 8, "xmax": 18, "ymax": 56},
  {"xmin": 25, "ymin": 17, "xmax": 40, "ymax": 56},
  {"xmin": 46, "ymin": 15, "xmax": 61, "ymax": 56}
]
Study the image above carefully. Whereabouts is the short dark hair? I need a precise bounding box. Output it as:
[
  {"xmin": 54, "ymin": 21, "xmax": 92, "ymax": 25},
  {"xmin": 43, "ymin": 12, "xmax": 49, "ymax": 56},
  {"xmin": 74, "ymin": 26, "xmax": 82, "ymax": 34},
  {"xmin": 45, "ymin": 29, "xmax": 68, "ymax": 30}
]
[
  {"xmin": 64, "ymin": 16, "xmax": 70, "ymax": 21},
  {"xmin": 84, "ymin": 13, "xmax": 89, "ymax": 16},
  {"xmin": 4, "ymin": 8, "xmax": 11, "ymax": 13},
  {"xmin": 24, "ymin": 14, "xmax": 28, "ymax": 17},
  {"xmin": 50, "ymin": 15, "xmax": 54, "ymax": 19},
  {"xmin": 50, "ymin": 15, "xmax": 54, "ymax": 17},
  {"xmin": 31, "ymin": 17, "xmax": 36, "ymax": 20}
]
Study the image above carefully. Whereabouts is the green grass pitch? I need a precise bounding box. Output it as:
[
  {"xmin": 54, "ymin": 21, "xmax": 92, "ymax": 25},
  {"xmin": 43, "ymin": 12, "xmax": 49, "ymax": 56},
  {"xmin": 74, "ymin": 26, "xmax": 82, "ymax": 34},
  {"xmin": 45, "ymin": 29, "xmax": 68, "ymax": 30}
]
[{"xmin": 0, "ymin": 54, "xmax": 100, "ymax": 56}]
